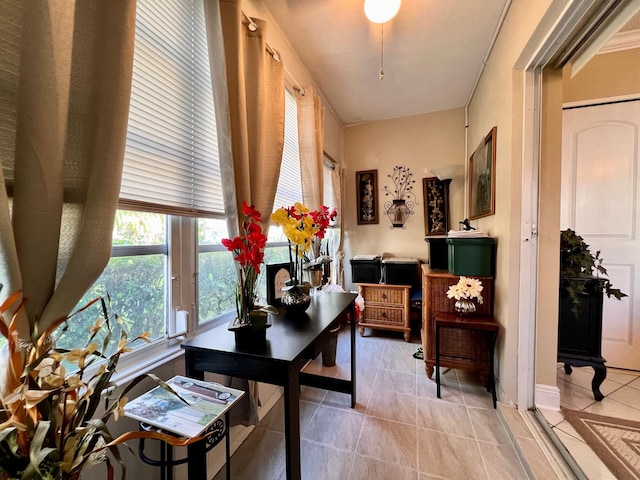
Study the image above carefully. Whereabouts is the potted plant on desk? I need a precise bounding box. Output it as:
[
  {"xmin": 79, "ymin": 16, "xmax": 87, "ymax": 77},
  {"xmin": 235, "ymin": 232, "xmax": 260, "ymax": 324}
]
[
  {"xmin": 271, "ymin": 203, "xmax": 337, "ymax": 315},
  {"xmin": 223, "ymin": 202, "xmax": 277, "ymax": 352},
  {"xmin": 558, "ymin": 229, "xmax": 627, "ymax": 400}
]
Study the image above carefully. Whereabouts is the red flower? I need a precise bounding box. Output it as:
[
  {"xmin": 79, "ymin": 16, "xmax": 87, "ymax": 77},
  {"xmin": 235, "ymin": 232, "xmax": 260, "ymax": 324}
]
[
  {"xmin": 310, "ymin": 206, "xmax": 337, "ymax": 239},
  {"xmin": 242, "ymin": 201, "xmax": 262, "ymax": 223}
]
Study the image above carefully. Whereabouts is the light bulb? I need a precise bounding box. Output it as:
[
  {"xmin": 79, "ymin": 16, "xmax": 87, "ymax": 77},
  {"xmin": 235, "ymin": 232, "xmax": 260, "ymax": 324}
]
[{"xmin": 364, "ymin": 0, "xmax": 401, "ymax": 24}]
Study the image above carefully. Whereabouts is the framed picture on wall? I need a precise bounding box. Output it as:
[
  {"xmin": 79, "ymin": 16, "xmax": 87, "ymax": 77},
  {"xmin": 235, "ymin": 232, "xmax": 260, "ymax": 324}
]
[
  {"xmin": 468, "ymin": 126, "xmax": 497, "ymax": 219},
  {"xmin": 356, "ymin": 170, "xmax": 378, "ymax": 225},
  {"xmin": 266, "ymin": 262, "xmax": 292, "ymax": 306},
  {"xmin": 422, "ymin": 177, "xmax": 450, "ymax": 236}
]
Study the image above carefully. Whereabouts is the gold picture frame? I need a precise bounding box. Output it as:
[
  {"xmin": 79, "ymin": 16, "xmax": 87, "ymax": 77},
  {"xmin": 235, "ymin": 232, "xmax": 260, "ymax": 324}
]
[{"xmin": 468, "ymin": 126, "xmax": 497, "ymax": 220}]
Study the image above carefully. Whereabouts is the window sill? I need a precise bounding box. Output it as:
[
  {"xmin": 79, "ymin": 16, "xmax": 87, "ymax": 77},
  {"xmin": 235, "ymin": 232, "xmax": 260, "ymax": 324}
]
[{"xmin": 110, "ymin": 312, "xmax": 232, "ymax": 386}]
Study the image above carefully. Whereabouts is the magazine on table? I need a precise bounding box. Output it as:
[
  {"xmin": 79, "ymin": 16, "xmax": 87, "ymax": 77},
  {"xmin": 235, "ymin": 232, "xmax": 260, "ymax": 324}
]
[{"xmin": 123, "ymin": 375, "xmax": 245, "ymax": 438}]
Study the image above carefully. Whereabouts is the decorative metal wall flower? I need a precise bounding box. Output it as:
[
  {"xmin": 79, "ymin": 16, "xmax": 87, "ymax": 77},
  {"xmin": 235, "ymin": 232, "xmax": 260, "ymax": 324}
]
[{"xmin": 383, "ymin": 165, "xmax": 417, "ymax": 228}]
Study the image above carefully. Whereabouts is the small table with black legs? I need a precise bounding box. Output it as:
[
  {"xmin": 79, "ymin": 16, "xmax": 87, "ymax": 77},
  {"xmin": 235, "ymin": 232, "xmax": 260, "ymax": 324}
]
[
  {"xmin": 434, "ymin": 311, "xmax": 499, "ymax": 408},
  {"xmin": 137, "ymin": 412, "xmax": 231, "ymax": 480}
]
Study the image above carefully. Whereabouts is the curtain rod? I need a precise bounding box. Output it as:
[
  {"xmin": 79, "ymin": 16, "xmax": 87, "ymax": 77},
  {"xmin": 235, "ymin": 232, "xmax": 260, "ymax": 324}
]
[{"xmin": 240, "ymin": 10, "xmax": 306, "ymax": 96}]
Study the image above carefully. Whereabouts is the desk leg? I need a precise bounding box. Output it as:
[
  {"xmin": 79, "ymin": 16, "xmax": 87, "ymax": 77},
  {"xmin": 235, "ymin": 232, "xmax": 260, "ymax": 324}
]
[
  {"xmin": 350, "ymin": 301, "xmax": 357, "ymax": 408},
  {"xmin": 435, "ymin": 324, "xmax": 441, "ymax": 399},
  {"xmin": 185, "ymin": 357, "xmax": 207, "ymax": 480},
  {"xmin": 283, "ymin": 367, "xmax": 301, "ymax": 480},
  {"xmin": 225, "ymin": 411, "xmax": 231, "ymax": 480}
]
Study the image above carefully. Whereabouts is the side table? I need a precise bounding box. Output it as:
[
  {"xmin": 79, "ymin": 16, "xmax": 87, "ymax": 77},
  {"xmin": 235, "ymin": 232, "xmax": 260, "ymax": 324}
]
[
  {"xmin": 434, "ymin": 312, "xmax": 499, "ymax": 408},
  {"xmin": 138, "ymin": 412, "xmax": 231, "ymax": 480}
]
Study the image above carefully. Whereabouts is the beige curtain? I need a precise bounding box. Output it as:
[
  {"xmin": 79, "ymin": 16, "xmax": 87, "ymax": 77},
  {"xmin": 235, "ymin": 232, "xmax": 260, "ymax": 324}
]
[
  {"xmin": 297, "ymin": 88, "xmax": 325, "ymax": 209},
  {"xmin": 219, "ymin": 0, "xmax": 285, "ymax": 237},
  {"xmin": 206, "ymin": 0, "xmax": 285, "ymax": 426},
  {"xmin": 0, "ymin": 0, "xmax": 136, "ymax": 339},
  {"xmin": 331, "ymin": 165, "xmax": 346, "ymax": 287}
]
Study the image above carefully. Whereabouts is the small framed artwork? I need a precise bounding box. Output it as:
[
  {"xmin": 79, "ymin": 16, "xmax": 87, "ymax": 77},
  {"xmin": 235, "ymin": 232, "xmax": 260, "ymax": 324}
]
[
  {"xmin": 356, "ymin": 169, "xmax": 378, "ymax": 225},
  {"xmin": 266, "ymin": 262, "xmax": 291, "ymax": 306},
  {"xmin": 468, "ymin": 126, "xmax": 497, "ymax": 220},
  {"xmin": 422, "ymin": 177, "xmax": 450, "ymax": 236}
]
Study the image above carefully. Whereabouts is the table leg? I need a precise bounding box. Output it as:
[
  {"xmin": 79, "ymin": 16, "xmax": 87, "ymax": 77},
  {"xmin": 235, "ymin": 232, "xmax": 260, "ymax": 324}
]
[
  {"xmin": 435, "ymin": 324, "xmax": 441, "ymax": 399},
  {"xmin": 225, "ymin": 411, "xmax": 231, "ymax": 480},
  {"xmin": 488, "ymin": 331, "xmax": 498, "ymax": 409},
  {"xmin": 185, "ymin": 358, "xmax": 207, "ymax": 480},
  {"xmin": 283, "ymin": 367, "xmax": 301, "ymax": 480},
  {"xmin": 350, "ymin": 301, "xmax": 357, "ymax": 408}
]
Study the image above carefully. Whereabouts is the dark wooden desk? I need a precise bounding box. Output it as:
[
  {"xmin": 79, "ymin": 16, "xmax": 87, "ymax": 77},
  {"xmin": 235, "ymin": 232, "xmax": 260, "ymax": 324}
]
[{"xmin": 181, "ymin": 292, "xmax": 358, "ymax": 480}]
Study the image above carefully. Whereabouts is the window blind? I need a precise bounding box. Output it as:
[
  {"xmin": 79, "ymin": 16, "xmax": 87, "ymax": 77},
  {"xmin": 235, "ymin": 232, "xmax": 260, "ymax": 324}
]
[
  {"xmin": 119, "ymin": 0, "xmax": 224, "ymax": 218},
  {"xmin": 272, "ymin": 89, "xmax": 303, "ymax": 211},
  {"xmin": 323, "ymin": 154, "xmax": 338, "ymax": 212}
]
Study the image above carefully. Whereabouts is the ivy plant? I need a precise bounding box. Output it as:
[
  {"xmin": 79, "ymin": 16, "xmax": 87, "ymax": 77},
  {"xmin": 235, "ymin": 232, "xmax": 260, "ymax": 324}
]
[{"xmin": 560, "ymin": 229, "xmax": 627, "ymax": 316}]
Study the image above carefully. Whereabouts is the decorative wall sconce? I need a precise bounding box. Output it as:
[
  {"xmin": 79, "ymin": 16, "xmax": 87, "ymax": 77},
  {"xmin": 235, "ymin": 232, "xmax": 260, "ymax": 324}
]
[{"xmin": 384, "ymin": 165, "xmax": 416, "ymax": 229}]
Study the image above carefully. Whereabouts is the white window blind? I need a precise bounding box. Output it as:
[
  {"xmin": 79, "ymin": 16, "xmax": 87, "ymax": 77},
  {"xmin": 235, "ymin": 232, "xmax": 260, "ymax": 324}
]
[
  {"xmin": 323, "ymin": 154, "xmax": 338, "ymax": 212},
  {"xmin": 272, "ymin": 89, "xmax": 302, "ymax": 211},
  {"xmin": 119, "ymin": 0, "xmax": 224, "ymax": 218}
]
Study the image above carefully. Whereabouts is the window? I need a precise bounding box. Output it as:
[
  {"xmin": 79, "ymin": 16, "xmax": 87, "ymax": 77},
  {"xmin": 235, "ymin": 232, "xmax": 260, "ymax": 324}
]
[
  {"xmin": 65, "ymin": 0, "xmax": 224, "ymax": 355},
  {"xmin": 272, "ymin": 89, "xmax": 303, "ymax": 211},
  {"xmin": 65, "ymin": 5, "xmax": 310, "ymax": 360}
]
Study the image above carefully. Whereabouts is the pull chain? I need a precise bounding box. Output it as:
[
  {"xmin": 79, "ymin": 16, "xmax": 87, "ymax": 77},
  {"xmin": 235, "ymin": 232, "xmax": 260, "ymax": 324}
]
[{"xmin": 379, "ymin": 23, "xmax": 385, "ymax": 80}]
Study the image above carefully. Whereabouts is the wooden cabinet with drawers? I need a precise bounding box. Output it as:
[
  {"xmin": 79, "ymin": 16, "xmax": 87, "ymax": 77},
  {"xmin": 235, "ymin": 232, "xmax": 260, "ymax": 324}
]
[
  {"xmin": 357, "ymin": 283, "xmax": 411, "ymax": 341},
  {"xmin": 421, "ymin": 266, "xmax": 494, "ymax": 379}
]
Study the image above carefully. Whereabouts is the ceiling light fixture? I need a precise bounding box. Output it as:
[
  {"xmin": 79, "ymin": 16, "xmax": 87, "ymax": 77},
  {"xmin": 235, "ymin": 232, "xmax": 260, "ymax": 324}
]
[{"xmin": 364, "ymin": 0, "xmax": 401, "ymax": 24}]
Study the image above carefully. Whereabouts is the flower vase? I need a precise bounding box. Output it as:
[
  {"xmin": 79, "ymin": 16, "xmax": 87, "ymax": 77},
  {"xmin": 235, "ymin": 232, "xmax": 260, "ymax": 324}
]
[
  {"xmin": 228, "ymin": 310, "xmax": 271, "ymax": 353},
  {"xmin": 454, "ymin": 298, "xmax": 476, "ymax": 315},
  {"xmin": 281, "ymin": 284, "xmax": 312, "ymax": 316}
]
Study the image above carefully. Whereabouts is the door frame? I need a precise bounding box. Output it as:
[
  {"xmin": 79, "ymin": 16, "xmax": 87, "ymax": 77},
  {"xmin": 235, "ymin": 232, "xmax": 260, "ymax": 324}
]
[{"xmin": 515, "ymin": 0, "xmax": 613, "ymax": 410}]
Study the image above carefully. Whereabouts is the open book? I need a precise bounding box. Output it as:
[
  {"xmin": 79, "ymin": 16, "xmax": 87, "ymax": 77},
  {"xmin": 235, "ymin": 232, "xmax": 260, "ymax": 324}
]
[{"xmin": 123, "ymin": 375, "xmax": 245, "ymax": 438}]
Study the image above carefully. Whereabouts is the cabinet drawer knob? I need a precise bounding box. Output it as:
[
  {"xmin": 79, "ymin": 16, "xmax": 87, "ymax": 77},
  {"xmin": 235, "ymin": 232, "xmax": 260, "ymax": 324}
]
[
  {"xmin": 381, "ymin": 312, "xmax": 387, "ymax": 318},
  {"xmin": 381, "ymin": 293, "xmax": 387, "ymax": 299}
]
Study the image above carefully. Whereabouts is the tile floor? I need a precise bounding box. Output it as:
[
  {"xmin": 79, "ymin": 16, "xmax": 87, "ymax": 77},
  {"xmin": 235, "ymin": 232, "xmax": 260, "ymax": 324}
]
[
  {"xmin": 538, "ymin": 364, "xmax": 640, "ymax": 479},
  {"xmin": 215, "ymin": 327, "xmax": 529, "ymax": 480}
]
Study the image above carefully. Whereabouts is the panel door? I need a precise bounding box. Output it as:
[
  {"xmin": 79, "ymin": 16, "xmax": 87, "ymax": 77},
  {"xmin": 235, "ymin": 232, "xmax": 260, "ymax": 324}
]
[{"xmin": 561, "ymin": 99, "xmax": 640, "ymax": 370}]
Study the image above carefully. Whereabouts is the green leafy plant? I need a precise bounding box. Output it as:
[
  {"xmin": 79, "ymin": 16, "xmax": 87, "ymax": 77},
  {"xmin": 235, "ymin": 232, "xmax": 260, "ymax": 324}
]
[
  {"xmin": 560, "ymin": 229, "xmax": 627, "ymax": 316},
  {"xmin": 0, "ymin": 289, "xmax": 206, "ymax": 480}
]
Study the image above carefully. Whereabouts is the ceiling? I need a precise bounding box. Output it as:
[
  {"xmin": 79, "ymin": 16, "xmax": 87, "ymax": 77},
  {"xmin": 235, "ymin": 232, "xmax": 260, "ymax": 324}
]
[{"xmin": 263, "ymin": 0, "xmax": 511, "ymax": 126}]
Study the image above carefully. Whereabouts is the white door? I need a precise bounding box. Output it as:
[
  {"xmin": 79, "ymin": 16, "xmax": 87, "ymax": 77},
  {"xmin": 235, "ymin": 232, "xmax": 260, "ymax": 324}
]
[{"xmin": 561, "ymin": 99, "xmax": 640, "ymax": 370}]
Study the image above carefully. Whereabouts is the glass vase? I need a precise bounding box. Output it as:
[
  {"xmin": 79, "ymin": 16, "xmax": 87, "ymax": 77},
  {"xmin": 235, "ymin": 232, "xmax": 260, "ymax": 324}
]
[
  {"xmin": 281, "ymin": 285, "xmax": 311, "ymax": 316},
  {"xmin": 454, "ymin": 298, "xmax": 476, "ymax": 315}
]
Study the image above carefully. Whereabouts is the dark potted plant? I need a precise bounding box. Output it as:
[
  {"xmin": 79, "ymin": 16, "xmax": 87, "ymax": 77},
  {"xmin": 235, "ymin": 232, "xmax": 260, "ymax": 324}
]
[
  {"xmin": 560, "ymin": 228, "xmax": 626, "ymax": 316},
  {"xmin": 558, "ymin": 229, "xmax": 627, "ymax": 400}
]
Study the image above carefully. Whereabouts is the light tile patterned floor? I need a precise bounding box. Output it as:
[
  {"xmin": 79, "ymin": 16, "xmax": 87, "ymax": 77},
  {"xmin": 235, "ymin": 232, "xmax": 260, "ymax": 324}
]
[
  {"xmin": 539, "ymin": 365, "xmax": 640, "ymax": 479},
  {"xmin": 215, "ymin": 327, "xmax": 528, "ymax": 480}
]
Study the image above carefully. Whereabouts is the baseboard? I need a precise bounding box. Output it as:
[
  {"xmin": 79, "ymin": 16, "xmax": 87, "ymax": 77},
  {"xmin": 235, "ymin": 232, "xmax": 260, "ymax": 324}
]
[{"xmin": 535, "ymin": 383, "xmax": 561, "ymax": 411}]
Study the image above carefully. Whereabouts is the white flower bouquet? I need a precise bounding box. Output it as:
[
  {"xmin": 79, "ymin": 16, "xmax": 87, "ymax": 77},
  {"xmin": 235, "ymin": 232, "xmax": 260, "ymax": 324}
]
[{"xmin": 446, "ymin": 276, "xmax": 484, "ymax": 304}]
